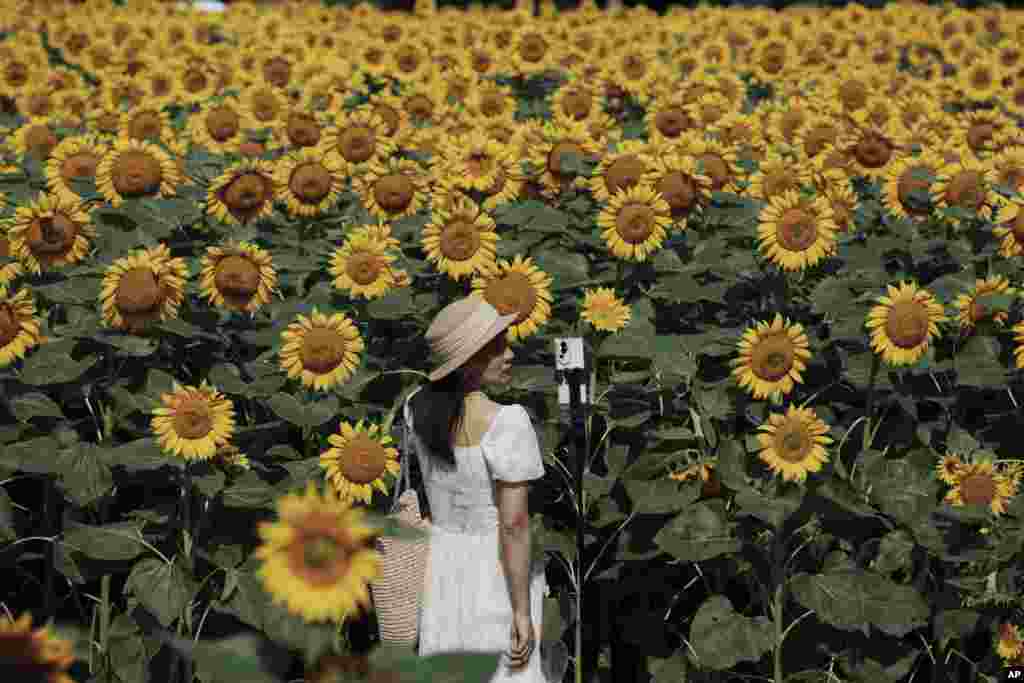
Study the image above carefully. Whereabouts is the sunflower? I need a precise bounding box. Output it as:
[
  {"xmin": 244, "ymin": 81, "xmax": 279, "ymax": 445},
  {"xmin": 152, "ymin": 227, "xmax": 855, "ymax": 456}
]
[
  {"xmin": 989, "ymin": 146, "xmax": 1024, "ymax": 196},
  {"xmin": 13, "ymin": 83, "xmax": 60, "ymax": 120},
  {"xmin": 464, "ymin": 81, "xmax": 518, "ymax": 127},
  {"xmin": 936, "ymin": 452, "xmax": 966, "ymax": 485},
  {"xmin": 790, "ymin": 110, "xmax": 846, "ymax": 163},
  {"xmin": 255, "ymin": 480, "xmax": 380, "ymax": 623},
  {"xmin": 931, "ymin": 155, "xmax": 999, "ymax": 221},
  {"xmin": 436, "ymin": 131, "xmax": 522, "ymax": 210},
  {"xmin": 604, "ymin": 45, "xmax": 664, "ymax": 104},
  {"xmin": 118, "ymin": 106, "xmax": 175, "ymax": 147},
  {"xmin": 236, "ymin": 82, "xmax": 292, "ymax": 133},
  {"xmin": 589, "ymin": 139, "xmax": 653, "ymax": 203},
  {"xmin": 817, "ymin": 172, "xmax": 859, "ymax": 234},
  {"xmin": 749, "ymin": 39, "xmax": 795, "ymax": 85},
  {"xmin": 322, "ymin": 108, "xmax": 397, "ymax": 171},
  {"xmin": 527, "ymin": 119, "xmax": 601, "ymax": 198},
  {"xmin": 944, "ymin": 460, "xmax": 1019, "ymax": 516},
  {"xmin": 757, "ymin": 189, "xmax": 838, "ymax": 272},
  {"xmin": 952, "ymin": 274, "xmax": 1018, "ymax": 332},
  {"xmin": 0, "ymin": 55, "xmax": 38, "ymax": 97},
  {"xmin": 186, "ymin": 96, "xmax": 249, "ymax": 156},
  {"xmin": 0, "ymin": 612, "xmax": 76, "ymax": 683},
  {"xmin": 994, "ymin": 195, "xmax": 1024, "ymax": 259},
  {"xmin": 206, "ymin": 159, "xmax": 278, "ymax": 227},
  {"xmin": 881, "ymin": 150, "xmax": 946, "ymax": 222},
  {"xmin": 731, "ymin": 312, "xmax": 812, "ymax": 402},
  {"xmin": 172, "ymin": 57, "xmax": 219, "ymax": 107},
  {"xmin": 273, "ymin": 145, "xmax": 347, "ymax": 219},
  {"xmin": 715, "ymin": 111, "xmax": 766, "ymax": 164},
  {"xmin": 580, "ymin": 287, "xmax": 631, "ymax": 333},
  {"xmin": 834, "ymin": 119, "xmax": 907, "ymax": 183},
  {"xmin": 470, "ymin": 256, "xmax": 553, "ymax": 343},
  {"xmin": 683, "ymin": 92, "xmax": 735, "ymax": 137},
  {"xmin": 198, "ymin": 241, "xmax": 279, "ymax": 314},
  {"xmin": 99, "ymin": 243, "xmax": 189, "ymax": 334},
  {"xmin": 597, "ymin": 184, "xmax": 673, "ymax": 263},
  {"xmin": 957, "ymin": 56, "xmax": 1005, "ymax": 103},
  {"xmin": 10, "ymin": 115, "xmax": 62, "ymax": 162},
  {"xmin": 755, "ymin": 405, "xmax": 832, "ymax": 484},
  {"xmin": 954, "ymin": 109, "xmax": 1014, "ymax": 157},
  {"xmin": 354, "ymin": 156, "xmax": 431, "ymax": 222},
  {"xmin": 386, "ymin": 41, "xmax": 435, "ymax": 86},
  {"xmin": 550, "ymin": 78, "xmax": 600, "ymax": 124},
  {"xmin": 421, "ymin": 191, "xmax": 499, "ymax": 282},
  {"xmin": 327, "ymin": 220, "xmax": 406, "ymax": 300},
  {"xmin": 95, "ymin": 138, "xmax": 182, "ymax": 208},
  {"xmin": 997, "ymin": 623, "xmax": 1024, "ymax": 663},
  {"xmin": 683, "ymin": 135, "xmax": 743, "ymax": 196},
  {"xmin": 747, "ymin": 149, "xmax": 814, "ymax": 204},
  {"xmin": 644, "ymin": 95, "xmax": 699, "ymax": 153},
  {"xmin": 150, "ymin": 379, "xmax": 237, "ymax": 462},
  {"xmin": 269, "ymin": 104, "xmax": 331, "ymax": 153},
  {"xmin": 509, "ymin": 27, "xmax": 555, "ymax": 77},
  {"xmin": 44, "ymin": 133, "xmax": 109, "ymax": 207},
  {"xmin": 865, "ymin": 281, "xmax": 948, "ymax": 367},
  {"xmin": 279, "ymin": 307, "xmax": 365, "ymax": 392},
  {"xmin": 320, "ymin": 417, "xmax": 402, "ymax": 506},
  {"xmin": 645, "ymin": 153, "xmax": 713, "ymax": 227},
  {"xmin": 7, "ymin": 192, "xmax": 96, "ymax": 276},
  {"xmin": 0, "ymin": 284, "xmax": 44, "ymax": 368}
]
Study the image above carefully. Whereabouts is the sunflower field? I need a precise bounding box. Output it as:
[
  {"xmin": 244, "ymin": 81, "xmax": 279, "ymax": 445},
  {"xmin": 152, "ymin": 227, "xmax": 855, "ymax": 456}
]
[{"xmin": 1, "ymin": 0, "xmax": 1024, "ymax": 681}]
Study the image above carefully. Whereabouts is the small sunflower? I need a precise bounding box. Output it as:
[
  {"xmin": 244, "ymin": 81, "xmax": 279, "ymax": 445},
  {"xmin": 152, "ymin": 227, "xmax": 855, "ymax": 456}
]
[
  {"xmin": 957, "ymin": 56, "xmax": 1004, "ymax": 102},
  {"xmin": 255, "ymin": 480, "xmax": 380, "ymax": 623},
  {"xmin": 755, "ymin": 405, "xmax": 832, "ymax": 483},
  {"xmin": 10, "ymin": 114, "xmax": 62, "ymax": 162},
  {"xmin": 790, "ymin": 110, "xmax": 845, "ymax": 163},
  {"xmin": 95, "ymin": 138, "xmax": 182, "ymax": 208},
  {"xmin": 0, "ymin": 285, "xmax": 43, "ymax": 368},
  {"xmin": 99, "ymin": 243, "xmax": 189, "ymax": 334},
  {"xmin": 273, "ymin": 145, "xmax": 347, "ymax": 219},
  {"xmin": 470, "ymin": 256, "xmax": 554, "ymax": 343},
  {"xmin": 580, "ymin": 287, "xmax": 631, "ymax": 333},
  {"xmin": 327, "ymin": 220, "xmax": 405, "ymax": 300},
  {"xmin": 818, "ymin": 172, "xmax": 859, "ymax": 233},
  {"xmin": 118, "ymin": 105, "xmax": 175, "ymax": 147},
  {"xmin": 747, "ymin": 148, "xmax": 814, "ymax": 204},
  {"xmin": 646, "ymin": 153, "xmax": 713, "ymax": 227},
  {"xmin": 421, "ymin": 191, "xmax": 500, "ymax": 282},
  {"xmin": 936, "ymin": 452, "xmax": 966, "ymax": 485},
  {"xmin": 321, "ymin": 417, "xmax": 402, "ymax": 506},
  {"xmin": 731, "ymin": 312, "xmax": 813, "ymax": 402},
  {"xmin": 322, "ymin": 109, "xmax": 396, "ymax": 172},
  {"xmin": 354, "ymin": 156, "xmax": 431, "ymax": 222},
  {"xmin": 436, "ymin": 131, "xmax": 522, "ymax": 210},
  {"xmin": 44, "ymin": 134, "xmax": 109, "ymax": 207},
  {"xmin": 952, "ymin": 274, "xmax": 1018, "ymax": 332},
  {"xmin": 757, "ymin": 189, "xmax": 838, "ymax": 273},
  {"xmin": 644, "ymin": 94, "xmax": 699, "ymax": 151},
  {"xmin": 668, "ymin": 459, "xmax": 722, "ymax": 498},
  {"xmin": 278, "ymin": 307, "xmax": 366, "ymax": 392},
  {"xmin": 944, "ymin": 460, "xmax": 1019, "ymax": 516},
  {"xmin": 989, "ymin": 146, "xmax": 1024, "ymax": 195},
  {"xmin": 237, "ymin": 82, "xmax": 292, "ymax": 132},
  {"xmin": 834, "ymin": 119, "xmax": 907, "ymax": 183},
  {"xmin": 198, "ymin": 241, "xmax": 279, "ymax": 314},
  {"xmin": 151, "ymin": 379, "xmax": 236, "ymax": 462},
  {"xmin": 931, "ymin": 155, "xmax": 999, "ymax": 221},
  {"xmin": 172, "ymin": 58, "xmax": 219, "ymax": 106},
  {"xmin": 597, "ymin": 184, "xmax": 674, "ymax": 263},
  {"xmin": 882, "ymin": 150, "xmax": 946, "ymax": 222},
  {"xmin": 550, "ymin": 78, "xmax": 599, "ymax": 123},
  {"xmin": 0, "ymin": 612, "xmax": 76, "ymax": 683},
  {"xmin": 589, "ymin": 139, "xmax": 654, "ymax": 203},
  {"xmin": 865, "ymin": 281, "xmax": 948, "ymax": 367},
  {"xmin": 8, "ymin": 192, "xmax": 96, "ymax": 276},
  {"xmin": 186, "ymin": 96, "xmax": 249, "ymax": 156},
  {"xmin": 683, "ymin": 91, "xmax": 735, "ymax": 136},
  {"xmin": 994, "ymin": 195, "xmax": 1024, "ymax": 259},
  {"xmin": 527, "ymin": 118, "xmax": 601, "ymax": 198},
  {"xmin": 509, "ymin": 27, "xmax": 555, "ymax": 77},
  {"xmin": 996, "ymin": 623, "xmax": 1024, "ymax": 663},
  {"xmin": 207, "ymin": 159, "xmax": 278, "ymax": 227},
  {"xmin": 269, "ymin": 104, "xmax": 331, "ymax": 153},
  {"xmin": 954, "ymin": 109, "xmax": 1014, "ymax": 157}
]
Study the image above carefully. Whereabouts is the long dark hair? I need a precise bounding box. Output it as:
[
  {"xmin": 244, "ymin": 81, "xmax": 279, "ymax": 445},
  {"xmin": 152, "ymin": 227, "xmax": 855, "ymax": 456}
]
[{"xmin": 410, "ymin": 331, "xmax": 508, "ymax": 468}]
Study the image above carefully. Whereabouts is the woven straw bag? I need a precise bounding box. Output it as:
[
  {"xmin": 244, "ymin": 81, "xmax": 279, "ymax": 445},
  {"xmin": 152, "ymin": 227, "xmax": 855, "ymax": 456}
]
[{"xmin": 370, "ymin": 415, "xmax": 431, "ymax": 649}]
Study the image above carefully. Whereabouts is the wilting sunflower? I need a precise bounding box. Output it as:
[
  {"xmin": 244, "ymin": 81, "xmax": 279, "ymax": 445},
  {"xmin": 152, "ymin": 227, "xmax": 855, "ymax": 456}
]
[
  {"xmin": 273, "ymin": 145, "xmax": 346, "ymax": 219},
  {"xmin": 597, "ymin": 184, "xmax": 673, "ymax": 263},
  {"xmin": 198, "ymin": 241, "xmax": 279, "ymax": 314},
  {"xmin": 255, "ymin": 480, "xmax": 381, "ymax": 623},
  {"xmin": 865, "ymin": 281, "xmax": 948, "ymax": 367},
  {"xmin": 150, "ymin": 379, "xmax": 236, "ymax": 462},
  {"xmin": 952, "ymin": 274, "xmax": 1018, "ymax": 332},
  {"xmin": 7, "ymin": 192, "xmax": 97, "ymax": 275},
  {"xmin": 278, "ymin": 307, "xmax": 366, "ymax": 392},
  {"xmin": 731, "ymin": 312, "xmax": 813, "ymax": 402},
  {"xmin": 0, "ymin": 285, "xmax": 44, "ymax": 368},
  {"xmin": 944, "ymin": 459, "xmax": 1019, "ymax": 516},
  {"xmin": 998, "ymin": 623, "xmax": 1024, "ymax": 663},
  {"xmin": 757, "ymin": 189, "xmax": 838, "ymax": 273},
  {"xmin": 44, "ymin": 134, "xmax": 108, "ymax": 206},
  {"xmin": 579, "ymin": 287, "xmax": 631, "ymax": 332},
  {"xmin": 99, "ymin": 243, "xmax": 189, "ymax": 334},
  {"xmin": 755, "ymin": 405, "xmax": 832, "ymax": 483},
  {"xmin": 95, "ymin": 138, "xmax": 182, "ymax": 208},
  {"xmin": 931, "ymin": 154, "xmax": 999, "ymax": 221},
  {"xmin": 0, "ymin": 612, "xmax": 76, "ymax": 683},
  {"xmin": 355, "ymin": 156, "xmax": 431, "ymax": 222},
  {"xmin": 328, "ymin": 221, "xmax": 405, "ymax": 300},
  {"xmin": 421, "ymin": 191, "xmax": 500, "ymax": 282},
  {"xmin": 207, "ymin": 159, "xmax": 278, "ymax": 227},
  {"xmin": 470, "ymin": 255, "xmax": 554, "ymax": 343},
  {"xmin": 994, "ymin": 195, "xmax": 1024, "ymax": 259},
  {"xmin": 936, "ymin": 452, "xmax": 966, "ymax": 485},
  {"xmin": 186, "ymin": 96, "xmax": 249, "ymax": 156},
  {"xmin": 668, "ymin": 459, "xmax": 722, "ymax": 498},
  {"xmin": 320, "ymin": 417, "xmax": 402, "ymax": 506},
  {"xmin": 589, "ymin": 139, "xmax": 654, "ymax": 203}
]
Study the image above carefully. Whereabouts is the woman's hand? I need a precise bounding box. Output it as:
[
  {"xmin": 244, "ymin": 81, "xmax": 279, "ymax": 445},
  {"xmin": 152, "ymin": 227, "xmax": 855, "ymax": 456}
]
[{"xmin": 507, "ymin": 611, "xmax": 535, "ymax": 669}]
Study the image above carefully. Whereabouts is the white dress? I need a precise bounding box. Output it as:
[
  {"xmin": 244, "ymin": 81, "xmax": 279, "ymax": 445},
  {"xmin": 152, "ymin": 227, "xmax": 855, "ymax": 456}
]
[{"xmin": 403, "ymin": 388, "xmax": 552, "ymax": 683}]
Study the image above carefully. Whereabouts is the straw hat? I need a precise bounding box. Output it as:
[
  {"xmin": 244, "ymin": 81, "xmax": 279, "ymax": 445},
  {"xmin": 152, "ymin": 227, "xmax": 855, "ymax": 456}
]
[{"xmin": 425, "ymin": 294, "xmax": 519, "ymax": 382}]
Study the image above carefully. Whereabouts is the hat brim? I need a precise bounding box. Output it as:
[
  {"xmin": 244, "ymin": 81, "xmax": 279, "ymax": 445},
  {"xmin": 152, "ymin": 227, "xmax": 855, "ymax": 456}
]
[{"xmin": 428, "ymin": 311, "xmax": 520, "ymax": 382}]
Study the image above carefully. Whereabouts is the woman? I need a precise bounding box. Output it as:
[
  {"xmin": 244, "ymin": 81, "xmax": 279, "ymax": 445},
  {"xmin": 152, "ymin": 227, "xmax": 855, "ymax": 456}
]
[{"xmin": 402, "ymin": 293, "xmax": 551, "ymax": 682}]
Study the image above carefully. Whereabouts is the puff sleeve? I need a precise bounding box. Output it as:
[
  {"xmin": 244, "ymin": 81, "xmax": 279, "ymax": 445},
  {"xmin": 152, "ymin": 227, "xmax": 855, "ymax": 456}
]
[{"xmin": 482, "ymin": 404, "xmax": 545, "ymax": 482}]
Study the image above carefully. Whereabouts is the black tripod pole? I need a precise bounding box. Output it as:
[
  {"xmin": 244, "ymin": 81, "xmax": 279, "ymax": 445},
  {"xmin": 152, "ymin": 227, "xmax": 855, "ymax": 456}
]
[{"xmin": 567, "ymin": 368, "xmax": 588, "ymax": 683}]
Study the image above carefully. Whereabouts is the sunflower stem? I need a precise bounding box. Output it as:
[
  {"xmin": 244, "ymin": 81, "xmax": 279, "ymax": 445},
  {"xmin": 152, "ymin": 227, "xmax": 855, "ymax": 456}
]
[{"xmin": 862, "ymin": 353, "xmax": 880, "ymax": 455}]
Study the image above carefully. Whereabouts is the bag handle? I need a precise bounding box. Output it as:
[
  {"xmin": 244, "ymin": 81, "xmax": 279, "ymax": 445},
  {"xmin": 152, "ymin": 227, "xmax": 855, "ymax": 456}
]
[{"xmin": 389, "ymin": 386, "xmax": 424, "ymax": 515}]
